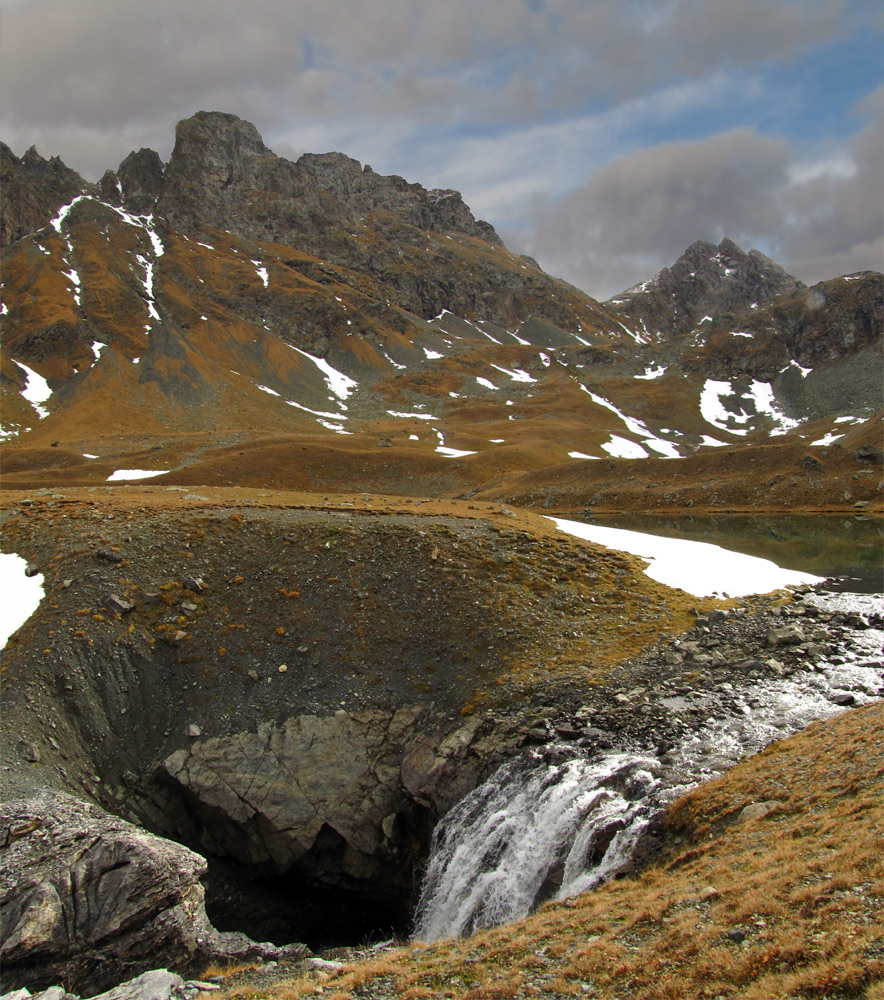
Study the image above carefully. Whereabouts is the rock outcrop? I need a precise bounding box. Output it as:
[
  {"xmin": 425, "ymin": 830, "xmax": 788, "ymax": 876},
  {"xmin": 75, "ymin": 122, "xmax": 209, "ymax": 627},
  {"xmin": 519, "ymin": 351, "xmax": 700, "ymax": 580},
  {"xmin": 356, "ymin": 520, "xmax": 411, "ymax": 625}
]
[
  {"xmin": 0, "ymin": 791, "xmax": 308, "ymax": 996},
  {"xmin": 0, "ymin": 143, "xmax": 89, "ymax": 248},
  {"xmin": 607, "ymin": 237, "xmax": 805, "ymax": 340}
]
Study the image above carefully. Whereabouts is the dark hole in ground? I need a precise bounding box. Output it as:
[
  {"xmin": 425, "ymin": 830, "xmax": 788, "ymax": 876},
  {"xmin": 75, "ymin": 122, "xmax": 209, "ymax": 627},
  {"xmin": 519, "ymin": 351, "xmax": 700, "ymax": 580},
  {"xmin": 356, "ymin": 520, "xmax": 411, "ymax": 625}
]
[{"xmin": 203, "ymin": 854, "xmax": 408, "ymax": 951}]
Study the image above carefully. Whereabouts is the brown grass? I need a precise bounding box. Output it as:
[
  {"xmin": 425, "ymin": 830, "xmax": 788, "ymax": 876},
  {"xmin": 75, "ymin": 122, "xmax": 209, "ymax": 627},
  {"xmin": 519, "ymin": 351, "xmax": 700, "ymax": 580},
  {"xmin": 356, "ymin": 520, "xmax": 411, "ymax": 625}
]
[{"xmin": 212, "ymin": 702, "xmax": 884, "ymax": 999}]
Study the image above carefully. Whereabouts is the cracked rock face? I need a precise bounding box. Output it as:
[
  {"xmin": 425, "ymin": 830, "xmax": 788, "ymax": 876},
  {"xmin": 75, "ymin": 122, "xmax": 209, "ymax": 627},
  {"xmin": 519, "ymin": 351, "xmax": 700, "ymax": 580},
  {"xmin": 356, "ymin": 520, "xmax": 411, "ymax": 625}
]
[
  {"xmin": 161, "ymin": 705, "xmax": 428, "ymax": 869},
  {"xmin": 0, "ymin": 791, "xmax": 308, "ymax": 997},
  {"xmin": 0, "ymin": 790, "xmax": 210, "ymax": 995},
  {"xmin": 153, "ymin": 704, "xmax": 495, "ymax": 916}
]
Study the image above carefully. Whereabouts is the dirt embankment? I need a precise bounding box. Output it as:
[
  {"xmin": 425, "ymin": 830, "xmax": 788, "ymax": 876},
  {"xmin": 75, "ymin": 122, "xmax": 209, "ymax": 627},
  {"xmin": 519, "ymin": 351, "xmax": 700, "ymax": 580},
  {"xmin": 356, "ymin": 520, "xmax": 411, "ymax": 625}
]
[{"xmin": 1, "ymin": 486, "xmax": 705, "ymax": 931}]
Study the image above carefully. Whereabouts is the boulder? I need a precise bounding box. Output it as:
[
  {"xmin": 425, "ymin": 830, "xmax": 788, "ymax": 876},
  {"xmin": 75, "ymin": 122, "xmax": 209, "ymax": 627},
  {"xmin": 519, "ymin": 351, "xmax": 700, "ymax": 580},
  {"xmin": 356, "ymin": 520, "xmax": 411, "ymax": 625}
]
[
  {"xmin": 766, "ymin": 624, "xmax": 805, "ymax": 647},
  {"xmin": 0, "ymin": 791, "xmax": 306, "ymax": 997}
]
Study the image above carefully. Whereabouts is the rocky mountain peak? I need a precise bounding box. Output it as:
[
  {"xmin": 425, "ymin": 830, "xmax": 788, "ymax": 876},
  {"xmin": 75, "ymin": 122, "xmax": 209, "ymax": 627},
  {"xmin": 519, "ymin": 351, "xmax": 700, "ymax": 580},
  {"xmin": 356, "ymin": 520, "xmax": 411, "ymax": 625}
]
[
  {"xmin": 297, "ymin": 150, "xmax": 502, "ymax": 245},
  {"xmin": 608, "ymin": 237, "xmax": 806, "ymax": 339},
  {"xmin": 0, "ymin": 141, "xmax": 89, "ymax": 248},
  {"xmin": 98, "ymin": 147, "xmax": 166, "ymax": 216}
]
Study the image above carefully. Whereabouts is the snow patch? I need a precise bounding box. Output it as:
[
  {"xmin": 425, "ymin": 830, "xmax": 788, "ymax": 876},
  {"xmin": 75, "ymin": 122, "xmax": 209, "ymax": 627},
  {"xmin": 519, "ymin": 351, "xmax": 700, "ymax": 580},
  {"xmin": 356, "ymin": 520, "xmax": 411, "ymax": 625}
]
[
  {"xmin": 16, "ymin": 361, "xmax": 52, "ymax": 418},
  {"xmin": 387, "ymin": 410, "xmax": 438, "ymax": 420},
  {"xmin": 601, "ymin": 435, "xmax": 647, "ymax": 459},
  {"xmin": 491, "ymin": 364, "xmax": 536, "ymax": 383},
  {"xmin": 635, "ymin": 364, "xmax": 666, "ymax": 380},
  {"xmin": 291, "ymin": 347, "xmax": 357, "ymax": 401},
  {"xmin": 0, "ymin": 554, "xmax": 45, "ymax": 649},
  {"xmin": 106, "ymin": 469, "xmax": 167, "ymax": 481},
  {"xmin": 549, "ymin": 518, "xmax": 823, "ymax": 598}
]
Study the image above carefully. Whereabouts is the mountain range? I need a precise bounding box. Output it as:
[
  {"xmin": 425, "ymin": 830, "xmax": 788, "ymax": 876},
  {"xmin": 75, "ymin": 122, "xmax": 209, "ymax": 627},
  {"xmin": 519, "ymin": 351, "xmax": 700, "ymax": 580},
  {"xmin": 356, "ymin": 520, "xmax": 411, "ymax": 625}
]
[{"xmin": 2, "ymin": 110, "xmax": 881, "ymax": 510}]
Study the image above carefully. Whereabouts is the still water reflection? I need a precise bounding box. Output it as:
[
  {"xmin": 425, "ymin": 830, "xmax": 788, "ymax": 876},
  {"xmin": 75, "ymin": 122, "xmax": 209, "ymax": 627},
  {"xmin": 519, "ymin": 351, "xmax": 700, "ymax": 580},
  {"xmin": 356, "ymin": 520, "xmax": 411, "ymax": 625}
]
[{"xmin": 578, "ymin": 513, "xmax": 883, "ymax": 592}]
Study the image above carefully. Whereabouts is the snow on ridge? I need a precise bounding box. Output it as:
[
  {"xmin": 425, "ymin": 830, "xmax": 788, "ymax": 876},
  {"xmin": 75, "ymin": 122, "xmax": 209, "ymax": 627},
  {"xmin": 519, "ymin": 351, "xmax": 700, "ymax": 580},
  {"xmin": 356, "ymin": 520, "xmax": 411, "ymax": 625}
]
[
  {"xmin": 434, "ymin": 428, "xmax": 476, "ymax": 458},
  {"xmin": 491, "ymin": 364, "xmax": 536, "ymax": 383},
  {"xmin": 747, "ymin": 380, "xmax": 801, "ymax": 436},
  {"xmin": 15, "ymin": 361, "xmax": 51, "ymax": 418},
  {"xmin": 387, "ymin": 410, "xmax": 438, "ymax": 420},
  {"xmin": 584, "ymin": 387, "xmax": 680, "ymax": 458},
  {"xmin": 699, "ymin": 379, "xmax": 750, "ymax": 437},
  {"xmin": 602, "ymin": 435, "xmax": 648, "ymax": 459},
  {"xmin": 106, "ymin": 468, "xmax": 167, "ymax": 481},
  {"xmin": 811, "ymin": 432, "xmax": 843, "ymax": 447},
  {"xmin": 291, "ymin": 346, "xmax": 358, "ymax": 401},
  {"xmin": 50, "ymin": 195, "xmax": 89, "ymax": 234}
]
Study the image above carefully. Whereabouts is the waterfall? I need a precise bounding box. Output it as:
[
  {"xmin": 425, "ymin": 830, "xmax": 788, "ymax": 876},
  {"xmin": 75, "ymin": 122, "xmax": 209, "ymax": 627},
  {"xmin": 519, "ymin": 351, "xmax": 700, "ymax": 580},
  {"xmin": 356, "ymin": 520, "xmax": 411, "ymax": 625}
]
[
  {"xmin": 413, "ymin": 749, "xmax": 662, "ymax": 942},
  {"xmin": 414, "ymin": 592, "xmax": 883, "ymax": 943}
]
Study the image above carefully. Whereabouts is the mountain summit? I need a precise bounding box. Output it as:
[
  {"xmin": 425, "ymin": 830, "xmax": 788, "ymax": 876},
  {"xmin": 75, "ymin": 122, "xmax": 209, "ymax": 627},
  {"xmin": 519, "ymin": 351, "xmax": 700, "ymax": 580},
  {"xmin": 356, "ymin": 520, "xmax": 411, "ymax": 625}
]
[{"xmin": 607, "ymin": 237, "xmax": 805, "ymax": 339}]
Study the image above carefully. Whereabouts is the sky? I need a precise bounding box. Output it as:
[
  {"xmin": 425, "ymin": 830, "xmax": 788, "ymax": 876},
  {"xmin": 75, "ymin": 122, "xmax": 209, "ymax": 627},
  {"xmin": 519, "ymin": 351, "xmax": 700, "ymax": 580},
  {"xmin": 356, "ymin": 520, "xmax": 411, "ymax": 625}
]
[{"xmin": 1, "ymin": 0, "xmax": 881, "ymax": 300}]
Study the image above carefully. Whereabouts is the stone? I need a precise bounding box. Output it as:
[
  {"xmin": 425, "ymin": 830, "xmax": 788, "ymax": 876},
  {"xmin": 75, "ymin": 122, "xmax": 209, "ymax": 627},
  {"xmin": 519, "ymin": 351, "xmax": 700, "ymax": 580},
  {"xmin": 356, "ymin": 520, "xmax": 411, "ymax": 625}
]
[
  {"xmin": 103, "ymin": 595, "xmax": 135, "ymax": 615},
  {"xmin": 86, "ymin": 970, "xmax": 183, "ymax": 1000},
  {"xmin": 307, "ymin": 958, "xmax": 344, "ymax": 973},
  {"xmin": 96, "ymin": 550, "xmax": 124, "ymax": 563},
  {"xmin": 766, "ymin": 624, "xmax": 805, "ymax": 647},
  {"xmin": 855, "ymin": 445, "xmax": 884, "ymax": 465},
  {"xmin": 737, "ymin": 800, "xmax": 782, "ymax": 823},
  {"xmin": 725, "ymin": 928, "xmax": 746, "ymax": 943},
  {"xmin": 32, "ymin": 989, "xmax": 65, "ymax": 1000}
]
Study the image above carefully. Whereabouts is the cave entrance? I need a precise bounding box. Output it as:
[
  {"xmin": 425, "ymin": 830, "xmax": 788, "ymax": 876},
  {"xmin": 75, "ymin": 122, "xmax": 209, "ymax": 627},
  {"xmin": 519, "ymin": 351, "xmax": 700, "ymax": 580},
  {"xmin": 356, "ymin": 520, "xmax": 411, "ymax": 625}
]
[{"xmin": 202, "ymin": 853, "xmax": 411, "ymax": 952}]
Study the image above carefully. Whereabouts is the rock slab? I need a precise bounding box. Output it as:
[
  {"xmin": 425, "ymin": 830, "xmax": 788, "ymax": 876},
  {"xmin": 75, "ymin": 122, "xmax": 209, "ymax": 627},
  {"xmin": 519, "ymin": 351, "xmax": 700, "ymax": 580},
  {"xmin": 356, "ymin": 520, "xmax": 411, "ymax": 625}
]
[{"xmin": 0, "ymin": 791, "xmax": 307, "ymax": 997}]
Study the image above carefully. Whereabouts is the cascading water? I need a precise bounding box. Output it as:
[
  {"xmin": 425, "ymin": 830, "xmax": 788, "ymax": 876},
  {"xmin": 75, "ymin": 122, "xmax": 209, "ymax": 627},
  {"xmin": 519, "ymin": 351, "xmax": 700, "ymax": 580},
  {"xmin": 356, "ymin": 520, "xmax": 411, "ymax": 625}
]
[
  {"xmin": 413, "ymin": 751, "xmax": 662, "ymax": 941},
  {"xmin": 414, "ymin": 591, "xmax": 883, "ymax": 942}
]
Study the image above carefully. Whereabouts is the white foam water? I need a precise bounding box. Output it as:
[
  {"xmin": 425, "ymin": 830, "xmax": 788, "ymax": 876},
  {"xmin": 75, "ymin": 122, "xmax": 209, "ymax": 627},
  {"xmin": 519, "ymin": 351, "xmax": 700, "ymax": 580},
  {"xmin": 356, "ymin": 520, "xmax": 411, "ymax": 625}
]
[{"xmin": 413, "ymin": 751, "xmax": 663, "ymax": 941}]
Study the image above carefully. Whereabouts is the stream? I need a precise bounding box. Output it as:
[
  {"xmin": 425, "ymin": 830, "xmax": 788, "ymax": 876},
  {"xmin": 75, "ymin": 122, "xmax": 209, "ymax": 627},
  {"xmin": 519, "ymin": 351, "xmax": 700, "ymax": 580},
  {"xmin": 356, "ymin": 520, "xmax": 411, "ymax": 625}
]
[{"xmin": 413, "ymin": 590, "xmax": 884, "ymax": 942}]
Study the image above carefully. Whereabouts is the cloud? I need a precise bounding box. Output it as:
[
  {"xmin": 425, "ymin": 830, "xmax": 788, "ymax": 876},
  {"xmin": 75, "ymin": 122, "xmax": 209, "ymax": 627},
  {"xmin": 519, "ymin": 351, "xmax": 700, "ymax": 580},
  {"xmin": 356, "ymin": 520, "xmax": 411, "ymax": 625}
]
[
  {"xmin": 0, "ymin": 0, "xmax": 878, "ymax": 296},
  {"xmin": 516, "ymin": 86, "xmax": 883, "ymax": 299},
  {"xmin": 517, "ymin": 129, "xmax": 792, "ymax": 299},
  {"xmin": 779, "ymin": 84, "xmax": 884, "ymax": 283},
  {"xmin": 0, "ymin": 0, "xmax": 862, "ymax": 178}
]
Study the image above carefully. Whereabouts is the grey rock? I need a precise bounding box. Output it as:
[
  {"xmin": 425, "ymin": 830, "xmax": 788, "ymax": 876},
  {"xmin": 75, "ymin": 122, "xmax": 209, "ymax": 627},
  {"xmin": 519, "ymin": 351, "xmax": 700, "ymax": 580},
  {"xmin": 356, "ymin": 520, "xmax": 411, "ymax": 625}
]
[
  {"xmin": 0, "ymin": 792, "xmax": 307, "ymax": 997},
  {"xmin": 0, "ymin": 142, "xmax": 90, "ymax": 249},
  {"xmin": 766, "ymin": 624, "xmax": 805, "ymax": 647},
  {"xmin": 855, "ymin": 445, "xmax": 883, "ymax": 464},
  {"xmin": 607, "ymin": 237, "xmax": 803, "ymax": 340},
  {"xmin": 86, "ymin": 970, "xmax": 183, "ymax": 1000},
  {"xmin": 103, "ymin": 595, "xmax": 134, "ymax": 615},
  {"xmin": 32, "ymin": 989, "xmax": 65, "ymax": 1000},
  {"xmin": 737, "ymin": 800, "xmax": 782, "ymax": 823}
]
